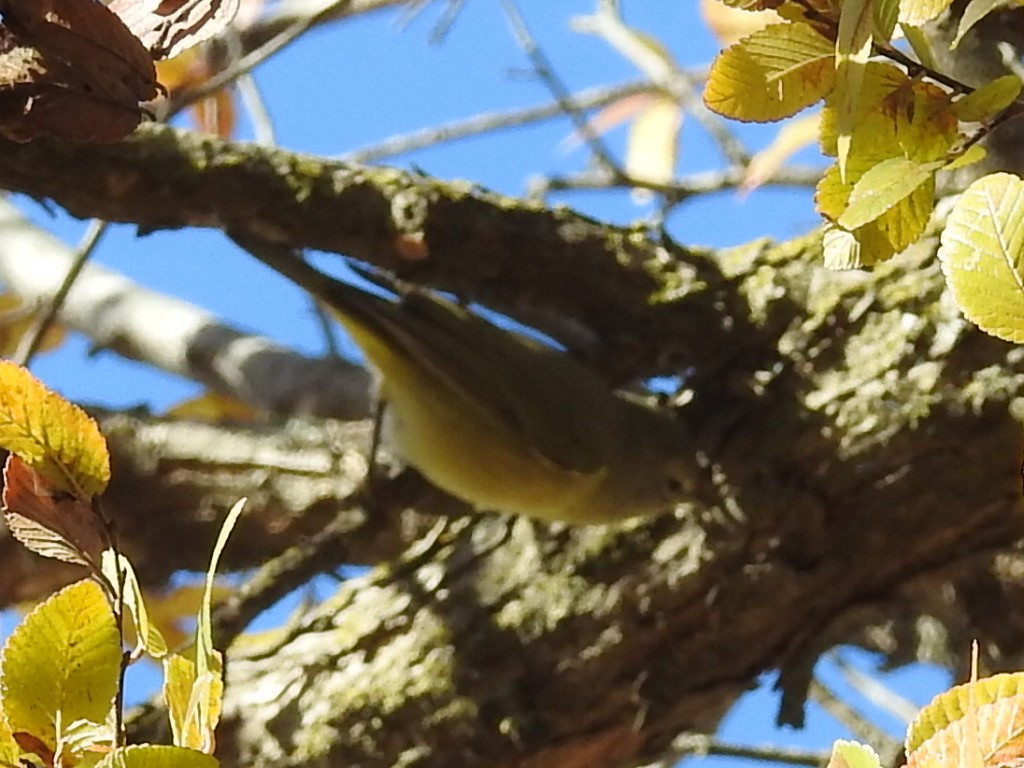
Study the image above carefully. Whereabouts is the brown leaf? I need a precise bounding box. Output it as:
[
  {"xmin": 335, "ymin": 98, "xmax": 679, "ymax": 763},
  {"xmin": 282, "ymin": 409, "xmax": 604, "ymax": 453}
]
[
  {"xmin": 109, "ymin": 0, "xmax": 240, "ymax": 60},
  {"xmin": 0, "ymin": 3, "xmax": 156, "ymax": 143},
  {"xmin": 1, "ymin": 455, "xmax": 109, "ymax": 569},
  {"xmin": 1, "ymin": 0, "xmax": 157, "ymax": 105}
]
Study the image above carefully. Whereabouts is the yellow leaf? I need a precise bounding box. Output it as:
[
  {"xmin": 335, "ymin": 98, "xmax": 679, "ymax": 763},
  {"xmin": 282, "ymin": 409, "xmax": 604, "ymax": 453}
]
[
  {"xmin": 905, "ymin": 672, "xmax": 1024, "ymax": 768},
  {"xmin": 953, "ymin": 75, "xmax": 1023, "ymax": 123},
  {"xmin": 699, "ymin": 0, "xmax": 781, "ymax": 48},
  {"xmin": 820, "ymin": 62, "xmax": 908, "ymax": 157},
  {"xmin": 101, "ymin": 550, "xmax": 168, "ymax": 659},
  {"xmin": 163, "ymin": 653, "xmax": 223, "ymax": 754},
  {"xmin": 834, "ymin": 0, "xmax": 875, "ymax": 182},
  {"xmin": 625, "ymin": 94, "xmax": 681, "ymax": 196},
  {"xmin": 94, "ymin": 744, "xmax": 219, "ymax": 768},
  {"xmin": 822, "ymin": 222, "xmax": 864, "ymax": 269},
  {"xmin": 0, "ymin": 361, "xmax": 110, "ymax": 498},
  {"xmin": 0, "ymin": 580, "xmax": 119, "ymax": 753},
  {"xmin": 944, "ymin": 143, "xmax": 987, "ymax": 171},
  {"xmin": 818, "ymin": 158, "xmax": 934, "ymax": 260},
  {"xmin": 0, "ymin": 705, "xmax": 21, "ymax": 767},
  {"xmin": 820, "ymin": 65, "xmax": 957, "ymax": 167},
  {"xmin": 145, "ymin": 582, "xmax": 230, "ymax": 652},
  {"xmin": 899, "ymin": 0, "xmax": 953, "ymax": 25},
  {"xmin": 704, "ymin": 22, "xmax": 835, "ymax": 122},
  {"xmin": 0, "ymin": 294, "xmax": 65, "ymax": 358},
  {"xmin": 838, "ymin": 157, "xmax": 942, "ymax": 230},
  {"xmin": 827, "ymin": 741, "xmax": 882, "ymax": 768},
  {"xmin": 899, "ymin": 22, "xmax": 939, "ymax": 70},
  {"xmin": 743, "ymin": 111, "xmax": 821, "ymax": 193},
  {"xmin": 952, "ymin": 0, "xmax": 1013, "ymax": 48},
  {"xmin": 938, "ymin": 173, "xmax": 1024, "ymax": 343},
  {"xmin": 164, "ymin": 499, "xmax": 244, "ymax": 753}
]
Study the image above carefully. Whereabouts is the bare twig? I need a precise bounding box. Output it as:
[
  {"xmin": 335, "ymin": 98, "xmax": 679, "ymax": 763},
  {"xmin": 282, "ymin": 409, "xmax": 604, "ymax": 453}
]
[
  {"xmin": 498, "ymin": 0, "xmax": 624, "ymax": 179},
  {"xmin": 534, "ymin": 163, "xmax": 823, "ymax": 204},
  {"xmin": 666, "ymin": 732, "xmax": 829, "ymax": 768},
  {"xmin": 809, "ymin": 678, "xmax": 903, "ymax": 761},
  {"xmin": 342, "ymin": 80, "xmax": 651, "ymax": 162},
  {"xmin": 13, "ymin": 218, "xmax": 107, "ymax": 367}
]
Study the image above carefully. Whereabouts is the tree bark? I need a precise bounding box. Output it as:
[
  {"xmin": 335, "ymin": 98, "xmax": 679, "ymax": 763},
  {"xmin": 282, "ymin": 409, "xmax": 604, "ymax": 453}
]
[{"xmin": 1, "ymin": 128, "xmax": 1023, "ymax": 766}]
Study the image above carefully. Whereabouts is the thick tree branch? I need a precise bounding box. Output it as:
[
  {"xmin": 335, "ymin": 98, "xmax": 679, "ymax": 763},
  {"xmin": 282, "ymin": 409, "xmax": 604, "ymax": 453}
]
[
  {"xmin": 0, "ymin": 125, "xmax": 728, "ymax": 381},
  {"xmin": 0, "ymin": 200, "xmax": 373, "ymax": 418}
]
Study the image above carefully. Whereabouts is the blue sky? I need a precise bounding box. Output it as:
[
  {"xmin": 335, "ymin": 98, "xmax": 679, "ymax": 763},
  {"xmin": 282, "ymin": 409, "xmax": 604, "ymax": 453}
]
[{"xmin": 7, "ymin": 0, "xmax": 950, "ymax": 758}]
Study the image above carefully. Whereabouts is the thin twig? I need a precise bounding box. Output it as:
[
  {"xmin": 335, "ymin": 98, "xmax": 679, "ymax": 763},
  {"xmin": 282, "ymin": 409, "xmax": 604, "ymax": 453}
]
[
  {"xmin": 342, "ymin": 80, "xmax": 651, "ymax": 162},
  {"xmin": 498, "ymin": 0, "xmax": 624, "ymax": 179},
  {"xmin": 224, "ymin": 29, "xmax": 278, "ymax": 146},
  {"xmin": 536, "ymin": 163, "xmax": 823, "ymax": 203},
  {"xmin": 667, "ymin": 732, "xmax": 829, "ymax": 768},
  {"xmin": 831, "ymin": 652, "xmax": 920, "ymax": 726},
  {"xmin": 13, "ymin": 218, "xmax": 107, "ymax": 367},
  {"xmin": 170, "ymin": 0, "xmax": 355, "ymax": 115},
  {"xmin": 809, "ymin": 678, "xmax": 903, "ymax": 759},
  {"xmin": 570, "ymin": 2, "xmax": 748, "ymax": 166}
]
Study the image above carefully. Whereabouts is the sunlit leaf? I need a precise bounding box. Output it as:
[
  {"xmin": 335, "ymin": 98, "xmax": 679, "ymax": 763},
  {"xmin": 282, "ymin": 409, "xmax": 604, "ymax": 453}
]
[
  {"xmin": 742, "ymin": 111, "xmax": 820, "ymax": 193},
  {"xmin": 101, "ymin": 550, "xmax": 168, "ymax": 659},
  {"xmin": 952, "ymin": 0, "xmax": 1013, "ymax": 48},
  {"xmin": 905, "ymin": 672, "xmax": 1024, "ymax": 768},
  {"xmin": 944, "ymin": 143, "xmax": 987, "ymax": 171},
  {"xmin": 704, "ymin": 22, "xmax": 835, "ymax": 122},
  {"xmin": 94, "ymin": 744, "xmax": 219, "ymax": 768},
  {"xmin": 938, "ymin": 173, "xmax": 1024, "ymax": 343},
  {"xmin": 164, "ymin": 499, "xmax": 244, "ymax": 753},
  {"xmin": 827, "ymin": 740, "xmax": 882, "ymax": 768},
  {"xmin": 834, "ymin": 0, "xmax": 875, "ymax": 181},
  {"xmin": 953, "ymin": 75, "xmax": 1022, "ymax": 123},
  {"xmin": 0, "ymin": 580, "xmax": 119, "ymax": 754},
  {"xmin": 838, "ymin": 157, "xmax": 942, "ymax": 230},
  {"xmin": 899, "ymin": 0, "xmax": 954, "ymax": 25},
  {"xmin": 0, "ymin": 361, "xmax": 110, "ymax": 498},
  {"xmin": 625, "ymin": 93, "xmax": 681, "ymax": 197},
  {"xmin": 699, "ymin": 0, "xmax": 781, "ymax": 48},
  {"xmin": 2, "ymin": 456, "xmax": 109, "ymax": 568}
]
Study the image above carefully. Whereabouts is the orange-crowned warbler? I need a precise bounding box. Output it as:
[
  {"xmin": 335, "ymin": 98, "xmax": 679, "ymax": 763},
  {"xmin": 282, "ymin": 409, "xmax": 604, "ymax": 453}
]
[{"xmin": 254, "ymin": 252, "xmax": 698, "ymax": 524}]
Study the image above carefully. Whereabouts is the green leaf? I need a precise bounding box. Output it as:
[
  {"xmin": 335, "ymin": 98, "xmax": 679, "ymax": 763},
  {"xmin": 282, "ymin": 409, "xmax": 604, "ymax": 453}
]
[
  {"xmin": 938, "ymin": 172, "xmax": 1024, "ymax": 343},
  {"xmin": 838, "ymin": 157, "xmax": 942, "ymax": 230},
  {"xmin": 952, "ymin": 0, "xmax": 1012, "ymax": 48},
  {"xmin": 953, "ymin": 75, "xmax": 1023, "ymax": 123},
  {"xmin": 704, "ymin": 22, "xmax": 835, "ymax": 122},
  {"xmin": 101, "ymin": 550, "xmax": 168, "ymax": 659},
  {"xmin": 944, "ymin": 143, "xmax": 987, "ymax": 171},
  {"xmin": 0, "ymin": 580, "xmax": 119, "ymax": 753},
  {"xmin": 827, "ymin": 741, "xmax": 882, "ymax": 768},
  {"xmin": 95, "ymin": 744, "xmax": 219, "ymax": 768},
  {"xmin": 899, "ymin": 0, "xmax": 954, "ymax": 25},
  {"xmin": 834, "ymin": 0, "xmax": 874, "ymax": 181},
  {"xmin": 0, "ymin": 361, "xmax": 109, "ymax": 498},
  {"xmin": 905, "ymin": 672, "xmax": 1024, "ymax": 766},
  {"xmin": 164, "ymin": 498, "xmax": 244, "ymax": 753},
  {"xmin": 0, "ymin": 705, "xmax": 21, "ymax": 766}
]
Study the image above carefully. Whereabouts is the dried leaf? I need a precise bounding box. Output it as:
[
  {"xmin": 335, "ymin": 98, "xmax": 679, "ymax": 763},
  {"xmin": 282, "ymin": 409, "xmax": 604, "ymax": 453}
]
[
  {"xmin": 1, "ymin": 0, "xmax": 157, "ymax": 105},
  {"xmin": 109, "ymin": 0, "xmax": 240, "ymax": 60},
  {"xmin": 2, "ymin": 455, "xmax": 109, "ymax": 568},
  {"xmin": 0, "ymin": 0, "xmax": 157, "ymax": 143}
]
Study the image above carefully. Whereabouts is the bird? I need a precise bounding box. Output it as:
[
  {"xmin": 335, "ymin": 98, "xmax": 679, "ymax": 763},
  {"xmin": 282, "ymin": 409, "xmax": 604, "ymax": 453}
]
[{"xmin": 248, "ymin": 247, "xmax": 699, "ymax": 525}]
